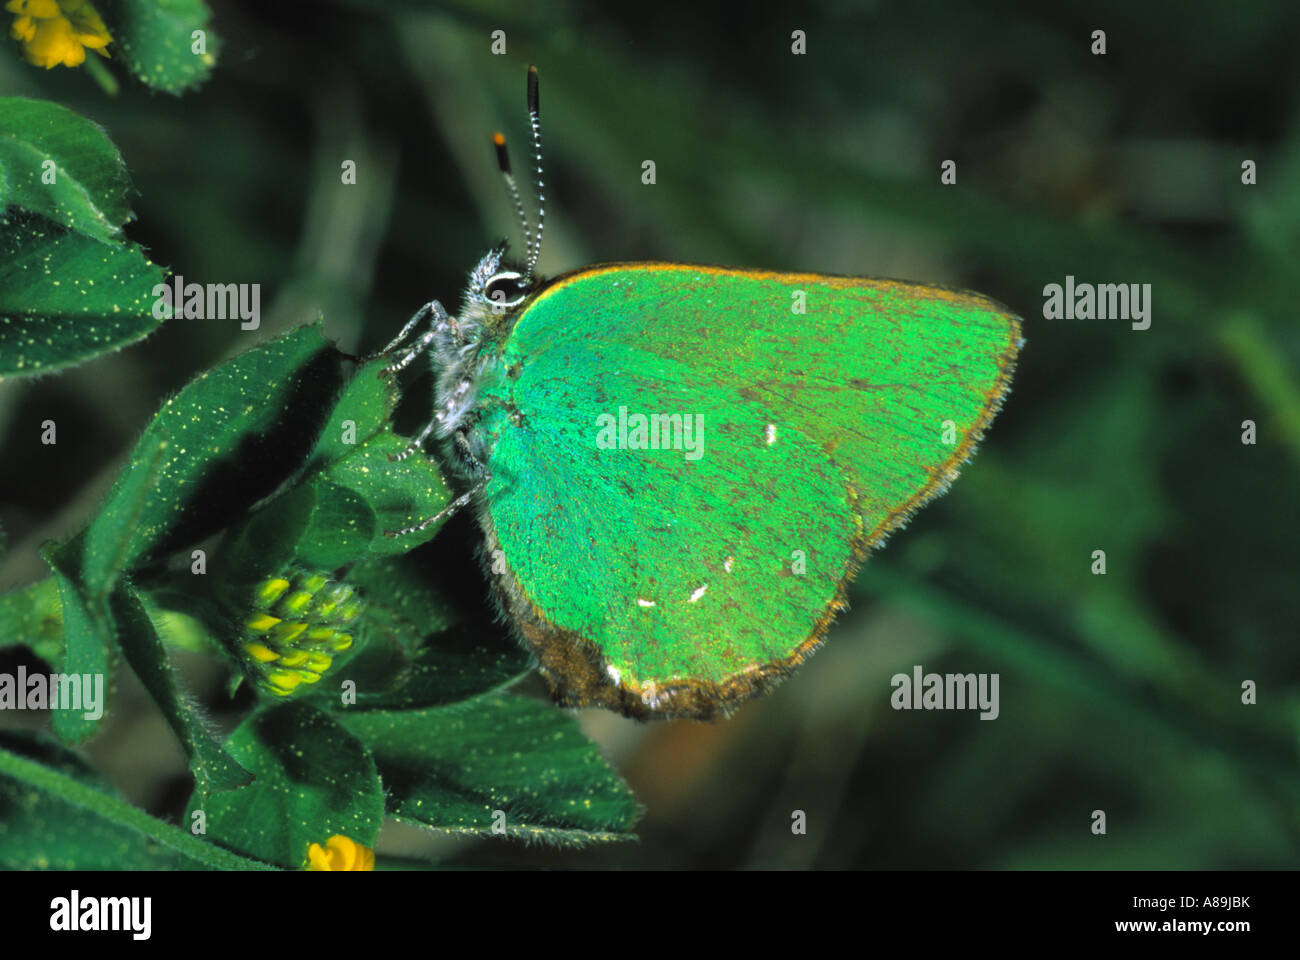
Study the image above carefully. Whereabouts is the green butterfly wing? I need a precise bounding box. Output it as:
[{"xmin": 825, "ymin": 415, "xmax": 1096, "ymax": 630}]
[{"xmin": 472, "ymin": 263, "xmax": 1021, "ymax": 719}]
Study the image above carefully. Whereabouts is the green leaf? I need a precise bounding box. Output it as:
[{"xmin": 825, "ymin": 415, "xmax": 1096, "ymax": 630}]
[
  {"xmin": 83, "ymin": 431, "xmax": 168, "ymax": 599},
  {"xmin": 347, "ymin": 552, "xmax": 458, "ymax": 650},
  {"xmin": 0, "ymin": 576, "xmax": 64, "ymax": 662},
  {"xmin": 294, "ymin": 479, "xmax": 377, "ymax": 570},
  {"xmin": 320, "ymin": 430, "xmax": 452, "ymax": 556},
  {"xmin": 305, "ymin": 354, "xmax": 453, "ymax": 557},
  {"xmin": 215, "ymin": 352, "xmax": 451, "ymax": 578},
  {"xmin": 98, "ymin": 0, "xmax": 220, "ymax": 95},
  {"xmin": 100, "ymin": 322, "xmax": 345, "ymax": 567},
  {"xmin": 213, "ymin": 483, "xmax": 317, "ymax": 589},
  {"xmin": 307, "ymin": 356, "xmax": 397, "ymax": 468},
  {"xmin": 109, "ymin": 586, "xmax": 252, "ymax": 797},
  {"xmin": 344, "ymin": 638, "xmax": 532, "ymax": 711},
  {"xmin": 0, "ymin": 98, "xmax": 132, "ymax": 243},
  {"xmin": 0, "ymin": 731, "xmax": 274, "ymax": 870},
  {"xmin": 0, "ymin": 731, "xmax": 188, "ymax": 869},
  {"xmin": 0, "ymin": 212, "xmax": 167, "ymax": 379},
  {"xmin": 41, "ymin": 537, "xmax": 112, "ymax": 744},
  {"xmin": 192, "ymin": 702, "xmax": 384, "ymax": 868},
  {"xmin": 322, "ymin": 553, "xmax": 530, "ymax": 710},
  {"xmin": 340, "ymin": 694, "xmax": 641, "ymax": 845},
  {"xmin": 138, "ymin": 593, "xmax": 224, "ymax": 655}
]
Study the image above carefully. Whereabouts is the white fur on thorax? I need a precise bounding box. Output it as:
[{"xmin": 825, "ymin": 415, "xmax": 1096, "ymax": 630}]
[{"xmin": 429, "ymin": 246, "xmax": 524, "ymax": 469}]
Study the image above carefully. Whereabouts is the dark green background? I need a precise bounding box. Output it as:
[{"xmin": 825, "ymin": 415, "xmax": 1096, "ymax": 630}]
[{"xmin": 1, "ymin": 0, "xmax": 1297, "ymax": 868}]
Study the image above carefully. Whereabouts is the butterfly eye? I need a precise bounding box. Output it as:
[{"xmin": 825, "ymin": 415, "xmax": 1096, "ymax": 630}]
[{"xmin": 483, "ymin": 271, "xmax": 528, "ymax": 309}]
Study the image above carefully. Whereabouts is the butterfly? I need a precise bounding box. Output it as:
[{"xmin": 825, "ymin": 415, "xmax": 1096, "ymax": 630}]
[{"xmin": 378, "ymin": 67, "xmax": 1022, "ymax": 720}]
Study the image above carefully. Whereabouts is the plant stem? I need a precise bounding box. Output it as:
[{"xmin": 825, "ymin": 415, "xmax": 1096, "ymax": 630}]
[
  {"xmin": 0, "ymin": 746, "xmax": 278, "ymax": 871},
  {"xmin": 84, "ymin": 56, "xmax": 119, "ymax": 97}
]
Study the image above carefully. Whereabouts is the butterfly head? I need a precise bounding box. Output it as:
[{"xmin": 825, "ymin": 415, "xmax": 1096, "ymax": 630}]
[{"xmin": 464, "ymin": 242, "xmax": 539, "ymax": 330}]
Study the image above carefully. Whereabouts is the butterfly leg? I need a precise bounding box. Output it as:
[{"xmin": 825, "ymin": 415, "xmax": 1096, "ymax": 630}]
[
  {"xmin": 390, "ymin": 419, "xmax": 437, "ymax": 462},
  {"xmin": 385, "ymin": 431, "xmax": 490, "ymax": 537},
  {"xmin": 376, "ymin": 301, "xmax": 457, "ymax": 375},
  {"xmin": 389, "ymin": 361, "xmax": 466, "ymax": 465},
  {"xmin": 390, "ymin": 390, "xmax": 493, "ymax": 466},
  {"xmin": 451, "ymin": 429, "xmax": 491, "ymax": 476},
  {"xmin": 382, "ymin": 327, "xmax": 438, "ymax": 376},
  {"xmin": 384, "ymin": 482, "xmax": 484, "ymax": 537},
  {"xmin": 367, "ymin": 301, "xmax": 431, "ymax": 360}
]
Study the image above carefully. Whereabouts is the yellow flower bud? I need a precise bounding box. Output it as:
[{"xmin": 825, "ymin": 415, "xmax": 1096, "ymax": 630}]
[
  {"xmin": 243, "ymin": 643, "xmax": 279, "ymax": 664},
  {"xmin": 256, "ymin": 577, "xmax": 292, "ymax": 605},
  {"xmin": 245, "ymin": 613, "xmax": 281, "ymax": 633}
]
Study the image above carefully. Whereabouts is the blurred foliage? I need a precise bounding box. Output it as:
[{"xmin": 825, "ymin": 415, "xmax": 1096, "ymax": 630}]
[
  {"xmin": 96, "ymin": 0, "xmax": 220, "ymax": 94},
  {"xmin": 0, "ymin": 0, "xmax": 1298, "ymax": 868}
]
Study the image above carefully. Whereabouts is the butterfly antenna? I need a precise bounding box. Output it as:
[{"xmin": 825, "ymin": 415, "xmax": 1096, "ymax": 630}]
[
  {"xmin": 523, "ymin": 65, "xmax": 545, "ymax": 285},
  {"xmin": 492, "ymin": 132, "xmax": 533, "ymax": 268}
]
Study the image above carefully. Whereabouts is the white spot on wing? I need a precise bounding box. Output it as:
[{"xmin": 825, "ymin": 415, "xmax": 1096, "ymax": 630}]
[
  {"xmin": 723, "ymin": 556, "xmax": 734, "ymax": 573},
  {"xmin": 765, "ymin": 423, "xmax": 777, "ymax": 445},
  {"xmin": 607, "ymin": 666, "xmax": 621, "ymax": 686},
  {"xmin": 689, "ymin": 584, "xmax": 708, "ymax": 603},
  {"xmin": 640, "ymin": 681, "xmax": 667, "ymax": 708},
  {"xmin": 636, "ymin": 598, "xmax": 655, "ymax": 608}
]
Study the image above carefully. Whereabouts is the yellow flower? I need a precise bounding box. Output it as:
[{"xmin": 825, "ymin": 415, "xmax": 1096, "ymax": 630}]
[
  {"xmin": 7, "ymin": 0, "xmax": 111, "ymax": 69},
  {"xmin": 306, "ymin": 835, "xmax": 375, "ymax": 871}
]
